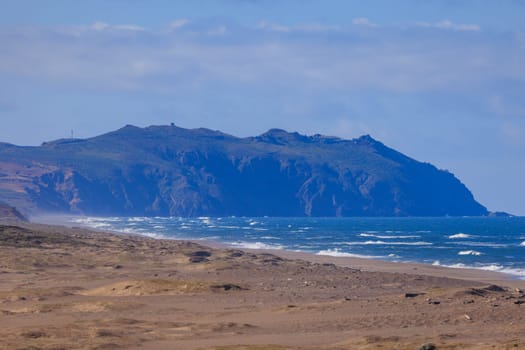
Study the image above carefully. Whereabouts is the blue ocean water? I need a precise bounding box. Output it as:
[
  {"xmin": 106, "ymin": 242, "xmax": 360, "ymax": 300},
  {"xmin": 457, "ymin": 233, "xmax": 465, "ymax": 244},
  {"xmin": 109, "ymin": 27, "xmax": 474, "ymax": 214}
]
[{"xmin": 67, "ymin": 216, "xmax": 525, "ymax": 279}]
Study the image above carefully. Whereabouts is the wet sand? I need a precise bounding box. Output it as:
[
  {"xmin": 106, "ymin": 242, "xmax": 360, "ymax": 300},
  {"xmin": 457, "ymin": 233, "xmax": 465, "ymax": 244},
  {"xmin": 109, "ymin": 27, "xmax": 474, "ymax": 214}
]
[{"xmin": 1, "ymin": 222, "xmax": 524, "ymax": 350}]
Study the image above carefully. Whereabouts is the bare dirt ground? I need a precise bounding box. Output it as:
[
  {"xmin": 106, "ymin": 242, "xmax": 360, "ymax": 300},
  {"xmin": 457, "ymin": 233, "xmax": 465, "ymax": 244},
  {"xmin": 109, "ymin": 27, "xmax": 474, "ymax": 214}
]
[{"xmin": 1, "ymin": 223, "xmax": 524, "ymax": 350}]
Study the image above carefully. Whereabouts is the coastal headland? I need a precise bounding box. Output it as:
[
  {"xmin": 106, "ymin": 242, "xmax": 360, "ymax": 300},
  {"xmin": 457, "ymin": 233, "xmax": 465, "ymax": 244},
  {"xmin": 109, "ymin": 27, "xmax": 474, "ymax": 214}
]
[{"xmin": 1, "ymin": 222, "xmax": 524, "ymax": 350}]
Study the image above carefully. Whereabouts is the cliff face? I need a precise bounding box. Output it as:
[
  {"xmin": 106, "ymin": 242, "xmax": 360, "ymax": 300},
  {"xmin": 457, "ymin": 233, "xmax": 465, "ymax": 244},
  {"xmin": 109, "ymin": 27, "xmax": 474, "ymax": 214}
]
[{"xmin": 0, "ymin": 125, "xmax": 488, "ymax": 217}]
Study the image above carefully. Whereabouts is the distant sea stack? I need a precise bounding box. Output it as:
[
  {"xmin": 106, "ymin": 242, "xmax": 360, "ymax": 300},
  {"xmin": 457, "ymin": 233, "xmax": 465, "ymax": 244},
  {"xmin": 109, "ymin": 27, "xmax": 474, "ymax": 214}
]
[{"xmin": 0, "ymin": 125, "xmax": 488, "ymax": 217}]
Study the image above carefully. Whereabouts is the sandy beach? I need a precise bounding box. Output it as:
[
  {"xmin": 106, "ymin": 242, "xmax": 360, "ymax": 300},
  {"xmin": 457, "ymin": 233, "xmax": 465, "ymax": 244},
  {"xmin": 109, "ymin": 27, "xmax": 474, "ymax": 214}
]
[{"xmin": 1, "ymin": 222, "xmax": 524, "ymax": 350}]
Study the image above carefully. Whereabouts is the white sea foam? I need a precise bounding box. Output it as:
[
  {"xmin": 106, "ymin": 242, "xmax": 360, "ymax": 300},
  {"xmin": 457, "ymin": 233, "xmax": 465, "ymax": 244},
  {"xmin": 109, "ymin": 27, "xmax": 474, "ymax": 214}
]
[
  {"xmin": 448, "ymin": 233, "xmax": 472, "ymax": 239},
  {"xmin": 520, "ymin": 241, "xmax": 525, "ymax": 246},
  {"xmin": 115, "ymin": 227, "xmax": 165, "ymax": 239},
  {"xmin": 87, "ymin": 222, "xmax": 112, "ymax": 229},
  {"xmin": 458, "ymin": 250, "xmax": 482, "ymax": 256},
  {"xmin": 345, "ymin": 240, "xmax": 432, "ymax": 246},
  {"xmin": 128, "ymin": 217, "xmax": 148, "ymax": 222},
  {"xmin": 316, "ymin": 249, "xmax": 382, "ymax": 259},
  {"xmin": 137, "ymin": 231, "xmax": 165, "ymax": 239},
  {"xmin": 431, "ymin": 261, "xmax": 525, "ymax": 279},
  {"xmin": 241, "ymin": 226, "xmax": 269, "ymax": 231},
  {"xmin": 451, "ymin": 242, "xmax": 508, "ymax": 248},
  {"xmin": 359, "ymin": 233, "xmax": 420, "ymax": 239},
  {"xmin": 199, "ymin": 217, "xmax": 212, "ymax": 225},
  {"xmin": 72, "ymin": 216, "xmax": 121, "ymax": 223},
  {"xmin": 230, "ymin": 241, "xmax": 284, "ymax": 250}
]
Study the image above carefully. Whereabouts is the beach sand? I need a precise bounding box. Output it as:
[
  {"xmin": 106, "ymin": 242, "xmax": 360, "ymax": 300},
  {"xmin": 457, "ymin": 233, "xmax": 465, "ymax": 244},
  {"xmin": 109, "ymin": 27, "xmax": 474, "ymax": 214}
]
[{"xmin": 1, "ymin": 223, "xmax": 524, "ymax": 350}]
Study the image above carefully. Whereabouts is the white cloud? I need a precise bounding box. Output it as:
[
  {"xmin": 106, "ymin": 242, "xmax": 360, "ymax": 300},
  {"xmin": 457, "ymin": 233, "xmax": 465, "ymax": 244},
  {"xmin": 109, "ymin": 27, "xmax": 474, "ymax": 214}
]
[
  {"xmin": 91, "ymin": 22, "xmax": 110, "ymax": 31},
  {"xmin": 113, "ymin": 24, "xmax": 146, "ymax": 32},
  {"xmin": 0, "ymin": 19, "xmax": 520, "ymax": 95},
  {"xmin": 352, "ymin": 17, "xmax": 378, "ymax": 27},
  {"xmin": 256, "ymin": 21, "xmax": 340, "ymax": 33},
  {"xmin": 91, "ymin": 21, "xmax": 145, "ymax": 32},
  {"xmin": 169, "ymin": 19, "xmax": 190, "ymax": 30},
  {"xmin": 416, "ymin": 20, "xmax": 481, "ymax": 32},
  {"xmin": 257, "ymin": 21, "xmax": 290, "ymax": 32}
]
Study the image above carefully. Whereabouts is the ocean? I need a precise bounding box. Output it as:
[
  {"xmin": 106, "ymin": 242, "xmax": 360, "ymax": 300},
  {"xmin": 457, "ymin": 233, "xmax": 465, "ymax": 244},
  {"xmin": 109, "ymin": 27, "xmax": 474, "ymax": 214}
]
[{"xmin": 66, "ymin": 216, "xmax": 525, "ymax": 280}]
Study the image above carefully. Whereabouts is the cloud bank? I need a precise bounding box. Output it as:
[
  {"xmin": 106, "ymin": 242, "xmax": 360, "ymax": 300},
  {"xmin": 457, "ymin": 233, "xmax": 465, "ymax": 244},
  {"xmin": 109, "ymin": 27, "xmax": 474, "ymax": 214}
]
[
  {"xmin": 1, "ymin": 19, "xmax": 520, "ymax": 95},
  {"xmin": 0, "ymin": 17, "xmax": 524, "ymax": 214}
]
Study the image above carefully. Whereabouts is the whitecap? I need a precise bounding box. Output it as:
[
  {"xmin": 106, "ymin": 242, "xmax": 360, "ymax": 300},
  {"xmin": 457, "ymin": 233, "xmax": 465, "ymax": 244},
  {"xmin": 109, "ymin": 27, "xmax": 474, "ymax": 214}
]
[
  {"xmin": 359, "ymin": 233, "xmax": 420, "ymax": 239},
  {"xmin": 197, "ymin": 216, "xmax": 212, "ymax": 224},
  {"xmin": 89, "ymin": 223, "xmax": 112, "ymax": 229},
  {"xmin": 430, "ymin": 262, "xmax": 525, "ymax": 279},
  {"xmin": 316, "ymin": 249, "xmax": 382, "ymax": 259},
  {"xmin": 230, "ymin": 241, "xmax": 284, "ymax": 250},
  {"xmin": 128, "ymin": 217, "xmax": 147, "ymax": 222},
  {"xmin": 520, "ymin": 241, "xmax": 525, "ymax": 246},
  {"xmin": 359, "ymin": 233, "xmax": 375, "ymax": 237},
  {"xmin": 458, "ymin": 250, "xmax": 482, "ymax": 256},
  {"xmin": 448, "ymin": 233, "xmax": 472, "ymax": 239},
  {"xmin": 344, "ymin": 240, "xmax": 432, "ymax": 246},
  {"xmin": 452, "ymin": 242, "xmax": 508, "ymax": 248}
]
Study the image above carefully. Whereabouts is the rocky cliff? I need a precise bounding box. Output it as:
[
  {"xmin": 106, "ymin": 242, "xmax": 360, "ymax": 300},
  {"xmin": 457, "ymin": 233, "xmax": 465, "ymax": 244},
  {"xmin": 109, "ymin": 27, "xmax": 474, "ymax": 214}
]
[{"xmin": 0, "ymin": 125, "xmax": 488, "ymax": 217}]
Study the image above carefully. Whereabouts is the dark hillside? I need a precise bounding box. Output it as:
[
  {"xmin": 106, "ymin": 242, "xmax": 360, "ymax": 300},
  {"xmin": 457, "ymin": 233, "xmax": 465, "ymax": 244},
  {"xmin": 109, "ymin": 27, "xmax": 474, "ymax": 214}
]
[{"xmin": 0, "ymin": 125, "xmax": 488, "ymax": 217}]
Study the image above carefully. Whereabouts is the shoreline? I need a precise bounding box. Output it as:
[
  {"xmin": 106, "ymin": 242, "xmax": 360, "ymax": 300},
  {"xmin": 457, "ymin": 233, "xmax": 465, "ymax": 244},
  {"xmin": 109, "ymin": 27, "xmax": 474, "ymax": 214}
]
[
  {"xmin": 2, "ymin": 220, "xmax": 525, "ymax": 349},
  {"xmin": 29, "ymin": 216, "xmax": 525, "ymax": 288}
]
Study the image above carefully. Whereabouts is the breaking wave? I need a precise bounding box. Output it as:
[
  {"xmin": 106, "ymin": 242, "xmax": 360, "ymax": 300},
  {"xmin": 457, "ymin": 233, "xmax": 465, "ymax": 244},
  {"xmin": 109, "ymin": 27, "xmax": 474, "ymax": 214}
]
[
  {"xmin": 359, "ymin": 233, "xmax": 420, "ymax": 239},
  {"xmin": 458, "ymin": 250, "xmax": 482, "ymax": 256},
  {"xmin": 448, "ymin": 233, "xmax": 472, "ymax": 239},
  {"xmin": 345, "ymin": 240, "xmax": 432, "ymax": 246},
  {"xmin": 432, "ymin": 261, "xmax": 525, "ymax": 279},
  {"xmin": 229, "ymin": 241, "xmax": 284, "ymax": 250},
  {"xmin": 316, "ymin": 249, "xmax": 383, "ymax": 259}
]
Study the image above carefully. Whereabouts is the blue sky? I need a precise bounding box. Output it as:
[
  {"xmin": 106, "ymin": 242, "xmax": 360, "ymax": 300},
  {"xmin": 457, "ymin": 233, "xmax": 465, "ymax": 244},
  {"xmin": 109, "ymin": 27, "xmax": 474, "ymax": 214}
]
[{"xmin": 1, "ymin": 0, "xmax": 525, "ymax": 215}]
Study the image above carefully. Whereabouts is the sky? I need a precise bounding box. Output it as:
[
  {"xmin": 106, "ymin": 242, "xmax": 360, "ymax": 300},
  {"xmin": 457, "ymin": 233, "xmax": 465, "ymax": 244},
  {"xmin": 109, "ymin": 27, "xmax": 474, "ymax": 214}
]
[{"xmin": 0, "ymin": 0, "xmax": 524, "ymax": 215}]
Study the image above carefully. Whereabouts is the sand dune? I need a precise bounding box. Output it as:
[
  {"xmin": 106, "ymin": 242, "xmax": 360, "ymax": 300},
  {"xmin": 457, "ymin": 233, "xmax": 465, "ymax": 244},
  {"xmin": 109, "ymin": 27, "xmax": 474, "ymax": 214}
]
[{"xmin": 0, "ymin": 223, "xmax": 524, "ymax": 349}]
